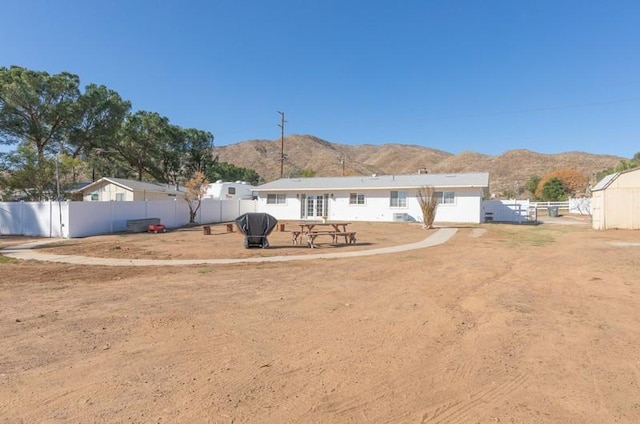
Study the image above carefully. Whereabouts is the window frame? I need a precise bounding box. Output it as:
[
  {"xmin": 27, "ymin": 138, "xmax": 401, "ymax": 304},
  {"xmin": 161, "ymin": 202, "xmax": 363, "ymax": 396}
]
[
  {"xmin": 266, "ymin": 193, "xmax": 286, "ymax": 205},
  {"xmin": 349, "ymin": 192, "xmax": 366, "ymax": 205},
  {"xmin": 390, "ymin": 190, "xmax": 407, "ymax": 208},
  {"xmin": 435, "ymin": 191, "xmax": 455, "ymax": 205}
]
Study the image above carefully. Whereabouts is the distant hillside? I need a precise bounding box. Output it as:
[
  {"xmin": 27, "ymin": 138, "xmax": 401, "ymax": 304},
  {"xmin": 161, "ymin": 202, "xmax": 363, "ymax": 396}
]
[{"xmin": 212, "ymin": 134, "xmax": 625, "ymax": 195}]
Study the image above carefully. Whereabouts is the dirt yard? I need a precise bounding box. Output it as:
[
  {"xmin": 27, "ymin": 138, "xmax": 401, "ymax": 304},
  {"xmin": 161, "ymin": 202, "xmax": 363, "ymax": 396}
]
[{"xmin": 1, "ymin": 218, "xmax": 640, "ymax": 423}]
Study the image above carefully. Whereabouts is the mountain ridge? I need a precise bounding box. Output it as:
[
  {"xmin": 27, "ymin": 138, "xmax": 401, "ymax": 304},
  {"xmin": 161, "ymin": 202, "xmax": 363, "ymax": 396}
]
[{"xmin": 212, "ymin": 134, "xmax": 625, "ymax": 195}]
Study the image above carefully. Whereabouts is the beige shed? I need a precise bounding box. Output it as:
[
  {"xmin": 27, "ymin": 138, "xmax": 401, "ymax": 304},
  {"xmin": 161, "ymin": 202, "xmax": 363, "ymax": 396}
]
[{"xmin": 591, "ymin": 168, "xmax": 640, "ymax": 230}]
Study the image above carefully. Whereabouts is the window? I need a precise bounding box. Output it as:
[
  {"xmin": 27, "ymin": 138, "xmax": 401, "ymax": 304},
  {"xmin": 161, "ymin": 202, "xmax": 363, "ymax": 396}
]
[
  {"xmin": 349, "ymin": 192, "xmax": 365, "ymax": 205},
  {"xmin": 228, "ymin": 187, "xmax": 236, "ymax": 195},
  {"xmin": 390, "ymin": 191, "xmax": 407, "ymax": 207},
  {"xmin": 90, "ymin": 193, "xmax": 99, "ymax": 201},
  {"xmin": 436, "ymin": 191, "xmax": 455, "ymax": 204},
  {"xmin": 266, "ymin": 193, "xmax": 286, "ymax": 204},
  {"xmin": 115, "ymin": 193, "xmax": 125, "ymax": 202}
]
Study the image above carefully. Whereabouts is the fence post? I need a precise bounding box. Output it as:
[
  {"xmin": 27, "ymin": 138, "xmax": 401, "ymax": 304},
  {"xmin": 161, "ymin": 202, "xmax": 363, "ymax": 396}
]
[
  {"xmin": 21, "ymin": 200, "xmax": 25, "ymax": 236},
  {"xmin": 49, "ymin": 199, "xmax": 53, "ymax": 238},
  {"xmin": 110, "ymin": 201, "xmax": 114, "ymax": 234}
]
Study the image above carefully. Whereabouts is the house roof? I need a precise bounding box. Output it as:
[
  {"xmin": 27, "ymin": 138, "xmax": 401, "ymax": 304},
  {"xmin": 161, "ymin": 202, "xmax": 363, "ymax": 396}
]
[
  {"xmin": 254, "ymin": 172, "xmax": 490, "ymax": 192},
  {"xmin": 75, "ymin": 177, "xmax": 186, "ymax": 195}
]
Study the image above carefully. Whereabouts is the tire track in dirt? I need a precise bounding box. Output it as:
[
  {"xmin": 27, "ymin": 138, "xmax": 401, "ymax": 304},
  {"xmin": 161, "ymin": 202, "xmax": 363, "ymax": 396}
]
[
  {"xmin": 420, "ymin": 372, "xmax": 528, "ymax": 424},
  {"xmin": 322, "ymin": 392, "xmax": 387, "ymax": 417}
]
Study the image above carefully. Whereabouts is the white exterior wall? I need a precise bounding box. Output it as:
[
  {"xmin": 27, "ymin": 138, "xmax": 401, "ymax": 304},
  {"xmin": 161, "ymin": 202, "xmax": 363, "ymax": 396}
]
[
  {"xmin": 82, "ymin": 182, "xmax": 134, "ymax": 202},
  {"xmin": 256, "ymin": 188, "xmax": 485, "ymax": 224},
  {"xmin": 254, "ymin": 193, "xmax": 301, "ymax": 220},
  {"xmin": 592, "ymin": 170, "xmax": 640, "ymax": 230}
]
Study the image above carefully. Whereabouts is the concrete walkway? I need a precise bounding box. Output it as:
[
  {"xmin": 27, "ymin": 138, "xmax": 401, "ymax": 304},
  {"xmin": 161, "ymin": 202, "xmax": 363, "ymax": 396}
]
[{"xmin": 0, "ymin": 228, "xmax": 458, "ymax": 267}]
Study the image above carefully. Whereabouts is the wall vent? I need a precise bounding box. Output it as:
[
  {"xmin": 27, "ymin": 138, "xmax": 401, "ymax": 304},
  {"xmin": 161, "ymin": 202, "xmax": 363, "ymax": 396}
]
[{"xmin": 392, "ymin": 213, "xmax": 409, "ymax": 222}]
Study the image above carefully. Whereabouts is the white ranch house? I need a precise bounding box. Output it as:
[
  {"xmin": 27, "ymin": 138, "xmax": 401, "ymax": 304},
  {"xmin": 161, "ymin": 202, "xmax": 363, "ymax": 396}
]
[{"xmin": 254, "ymin": 172, "xmax": 490, "ymax": 224}]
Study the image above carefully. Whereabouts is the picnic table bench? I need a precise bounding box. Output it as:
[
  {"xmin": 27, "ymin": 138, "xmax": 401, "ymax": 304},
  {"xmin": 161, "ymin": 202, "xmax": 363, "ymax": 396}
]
[{"xmin": 291, "ymin": 222, "xmax": 357, "ymax": 248}]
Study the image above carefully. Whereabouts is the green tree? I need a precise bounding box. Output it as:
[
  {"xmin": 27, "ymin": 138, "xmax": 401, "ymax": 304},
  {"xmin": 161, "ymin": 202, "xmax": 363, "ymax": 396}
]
[
  {"xmin": 68, "ymin": 84, "xmax": 131, "ymax": 159},
  {"xmin": 1, "ymin": 66, "xmax": 219, "ymax": 194},
  {"xmin": 0, "ymin": 66, "xmax": 80, "ymax": 156},
  {"xmin": 181, "ymin": 128, "xmax": 215, "ymax": 175},
  {"xmin": 206, "ymin": 159, "xmax": 262, "ymax": 185},
  {"xmin": 0, "ymin": 67, "xmax": 136, "ymax": 193},
  {"xmin": 596, "ymin": 152, "xmax": 640, "ymax": 181},
  {"xmin": 287, "ymin": 167, "xmax": 317, "ymax": 178},
  {"xmin": 151, "ymin": 125, "xmax": 215, "ymax": 187},
  {"xmin": 0, "ymin": 144, "xmax": 79, "ymax": 200},
  {"xmin": 115, "ymin": 112, "xmax": 215, "ymax": 186},
  {"xmin": 540, "ymin": 177, "xmax": 567, "ymax": 201},
  {"xmin": 525, "ymin": 175, "xmax": 541, "ymax": 198},
  {"xmin": 67, "ymin": 84, "xmax": 131, "ymax": 182},
  {"xmin": 117, "ymin": 111, "xmax": 174, "ymax": 181},
  {"xmin": 301, "ymin": 168, "xmax": 316, "ymax": 177}
]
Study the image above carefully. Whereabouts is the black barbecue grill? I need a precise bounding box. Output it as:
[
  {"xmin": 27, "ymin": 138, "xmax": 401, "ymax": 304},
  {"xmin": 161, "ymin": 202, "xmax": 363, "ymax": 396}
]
[{"xmin": 234, "ymin": 213, "xmax": 278, "ymax": 248}]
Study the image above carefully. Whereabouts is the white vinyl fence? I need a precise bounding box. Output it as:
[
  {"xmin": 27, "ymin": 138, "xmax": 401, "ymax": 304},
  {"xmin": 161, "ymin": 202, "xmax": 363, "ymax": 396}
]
[
  {"xmin": 530, "ymin": 198, "xmax": 592, "ymax": 215},
  {"xmin": 482, "ymin": 200, "xmax": 532, "ymax": 223},
  {"xmin": 0, "ymin": 199, "xmax": 257, "ymax": 238},
  {"xmin": 482, "ymin": 198, "xmax": 592, "ymax": 223}
]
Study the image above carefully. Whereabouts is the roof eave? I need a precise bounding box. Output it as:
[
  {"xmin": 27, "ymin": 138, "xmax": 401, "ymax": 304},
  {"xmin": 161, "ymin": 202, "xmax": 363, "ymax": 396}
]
[{"xmin": 253, "ymin": 184, "xmax": 488, "ymax": 192}]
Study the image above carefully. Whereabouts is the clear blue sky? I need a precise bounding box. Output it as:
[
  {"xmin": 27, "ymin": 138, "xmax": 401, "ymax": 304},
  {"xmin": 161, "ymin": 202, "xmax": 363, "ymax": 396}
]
[{"xmin": 2, "ymin": 0, "xmax": 639, "ymax": 158}]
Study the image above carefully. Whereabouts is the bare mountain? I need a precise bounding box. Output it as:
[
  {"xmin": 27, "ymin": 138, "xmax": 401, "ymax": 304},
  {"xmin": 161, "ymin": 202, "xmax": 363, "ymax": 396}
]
[{"xmin": 212, "ymin": 134, "xmax": 625, "ymax": 195}]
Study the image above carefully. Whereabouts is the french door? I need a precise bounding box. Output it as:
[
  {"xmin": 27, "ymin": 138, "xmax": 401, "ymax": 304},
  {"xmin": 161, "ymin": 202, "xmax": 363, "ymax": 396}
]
[{"xmin": 303, "ymin": 194, "xmax": 327, "ymax": 219}]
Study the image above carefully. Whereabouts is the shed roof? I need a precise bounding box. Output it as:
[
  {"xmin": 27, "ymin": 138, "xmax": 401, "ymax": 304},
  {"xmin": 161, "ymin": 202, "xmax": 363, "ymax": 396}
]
[
  {"xmin": 590, "ymin": 173, "xmax": 619, "ymax": 192},
  {"xmin": 591, "ymin": 168, "xmax": 640, "ymax": 192},
  {"xmin": 75, "ymin": 177, "xmax": 185, "ymax": 195},
  {"xmin": 254, "ymin": 172, "xmax": 490, "ymax": 192}
]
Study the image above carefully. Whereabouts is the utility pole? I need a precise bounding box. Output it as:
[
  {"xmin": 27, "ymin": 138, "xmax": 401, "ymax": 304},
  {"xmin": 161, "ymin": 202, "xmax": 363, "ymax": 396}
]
[
  {"xmin": 277, "ymin": 111, "xmax": 286, "ymax": 178},
  {"xmin": 339, "ymin": 157, "xmax": 345, "ymax": 176}
]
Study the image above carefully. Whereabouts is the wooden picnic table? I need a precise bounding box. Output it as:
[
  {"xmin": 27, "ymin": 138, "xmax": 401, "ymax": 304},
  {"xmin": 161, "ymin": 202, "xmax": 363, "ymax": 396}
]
[
  {"xmin": 291, "ymin": 222, "xmax": 357, "ymax": 248},
  {"xmin": 300, "ymin": 222, "xmax": 350, "ymax": 233}
]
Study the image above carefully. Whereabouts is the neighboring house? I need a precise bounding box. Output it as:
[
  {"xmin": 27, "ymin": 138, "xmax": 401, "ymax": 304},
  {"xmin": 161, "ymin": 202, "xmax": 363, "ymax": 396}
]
[
  {"xmin": 74, "ymin": 177, "xmax": 185, "ymax": 201},
  {"xmin": 591, "ymin": 168, "xmax": 640, "ymax": 230},
  {"xmin": 206, "ymin": 180, "xmax": 255, "ymax": 200},
  {"xmin": 253, "ymin": 172, "xmax": 490, "ymax": 224}
]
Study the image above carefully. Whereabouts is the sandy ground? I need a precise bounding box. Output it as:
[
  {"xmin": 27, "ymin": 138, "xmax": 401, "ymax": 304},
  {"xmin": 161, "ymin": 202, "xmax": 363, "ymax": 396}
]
[{"xmin": 1, "ymin": 217, "xmax": 640, "ymax": 423}]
